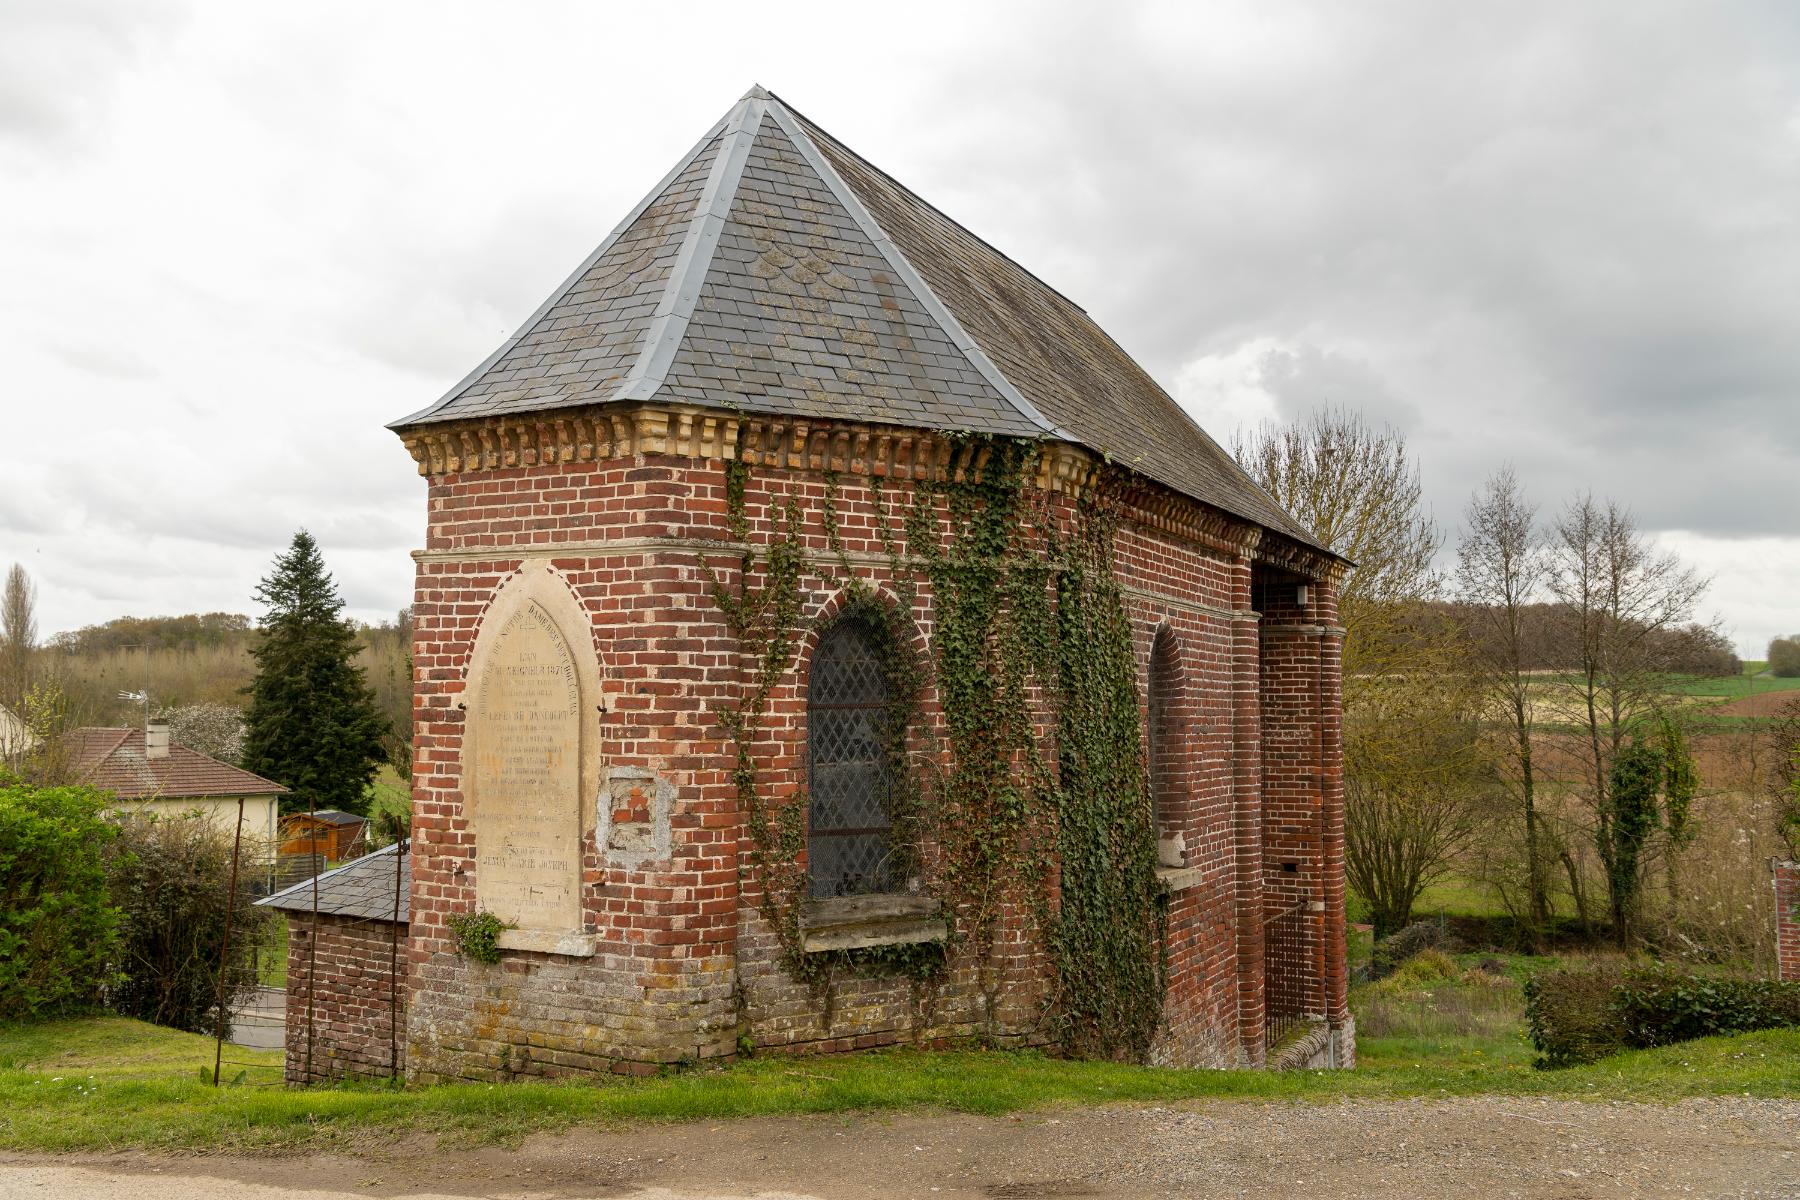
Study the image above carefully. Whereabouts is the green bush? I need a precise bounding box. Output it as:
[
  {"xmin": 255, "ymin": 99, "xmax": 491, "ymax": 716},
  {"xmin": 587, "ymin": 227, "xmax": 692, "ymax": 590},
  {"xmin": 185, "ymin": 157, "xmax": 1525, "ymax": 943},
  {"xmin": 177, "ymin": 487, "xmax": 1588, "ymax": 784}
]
[
  {"xmin": 1769, "ymin": 636, "xmax": 1800, "ymax": 678},
  {"xmin": 1522, "ymin": 965, "xmax": 1630, "ymax": 1067},
  {"xmin": 1525, "ymin": 965, "xmax": 1800, "ymax": 1067},
  {"xmin": 446, "ymin": 909, "xmax": 511, "ymax": 965},
  {"xmin": 0, "ymin": 784, "xmax": 121, "ymax": 1019},
  {"xmin": 1614, "ymin": 971, "xmax": 1800, "ymax": 1047},
  {"xmin": 104, "ymin": 812, "xmax": 269, "ymax": 1035}
]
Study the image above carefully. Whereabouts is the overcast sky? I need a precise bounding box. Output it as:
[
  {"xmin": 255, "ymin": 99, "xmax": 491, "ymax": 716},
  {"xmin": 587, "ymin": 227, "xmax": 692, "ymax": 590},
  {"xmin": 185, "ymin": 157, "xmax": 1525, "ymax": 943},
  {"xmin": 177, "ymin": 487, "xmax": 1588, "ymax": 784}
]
[{"xmin": 2, "ymin": 1, "xmax": 1795, "ymax": 656}]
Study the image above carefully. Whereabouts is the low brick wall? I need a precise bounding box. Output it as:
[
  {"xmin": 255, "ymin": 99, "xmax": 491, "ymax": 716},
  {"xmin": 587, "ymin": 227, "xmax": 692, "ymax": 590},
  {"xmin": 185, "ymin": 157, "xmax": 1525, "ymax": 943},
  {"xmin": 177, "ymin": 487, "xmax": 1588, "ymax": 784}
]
[
  {"xmin": 284, "ymin": 912, "xmax": 408, "ymax": 1084},
  {"xmin": 1776, "ymin": 861, "xmax": 1799, "ymax": 983}
]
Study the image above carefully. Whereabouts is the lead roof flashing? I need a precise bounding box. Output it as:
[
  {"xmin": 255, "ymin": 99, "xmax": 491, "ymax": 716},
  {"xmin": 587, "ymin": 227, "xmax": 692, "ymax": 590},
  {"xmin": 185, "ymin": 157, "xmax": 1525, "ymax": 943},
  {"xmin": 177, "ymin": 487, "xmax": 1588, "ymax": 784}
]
[
  {"xmin": 611, "ymin": 93, "xmax": 768, "ymax": 404},
  {"xmin": 759, "ymin": 98, "xmax": 1067, "ymax": 442},
  {"xmin": 386, "ymin": 110, "xmax": 736, "ymax": 430}
]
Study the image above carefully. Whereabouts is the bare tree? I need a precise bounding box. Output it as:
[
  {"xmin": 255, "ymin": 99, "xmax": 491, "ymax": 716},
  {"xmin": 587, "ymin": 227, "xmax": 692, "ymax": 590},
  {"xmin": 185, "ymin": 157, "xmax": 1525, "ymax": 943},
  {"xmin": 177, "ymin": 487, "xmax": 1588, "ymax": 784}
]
[
  {"xmin": 1, "ymin": 563, "xmax": 37, "ymax": 711},
  {"xmin": 1768, "ymin": 697, "xmax": 1800, "ymax": 860},
  {"xmin": 1238, "ymin": 409, "xmax": 1489, "ymax": 939},
  {"xmin": 1235, "ymin": 407, "xmax": 1441, "ymax": 689},
  {"xmin": 1344, "ymin": 667, "xmax": 1493, "ymax": 936},
  {"xmin": 1456, "ymin": 468, "xmax": 1551, "ymax": 931},
  {"xmin": 1550, "ymin": 495, "xmax": 1709, "ymax": 943}
]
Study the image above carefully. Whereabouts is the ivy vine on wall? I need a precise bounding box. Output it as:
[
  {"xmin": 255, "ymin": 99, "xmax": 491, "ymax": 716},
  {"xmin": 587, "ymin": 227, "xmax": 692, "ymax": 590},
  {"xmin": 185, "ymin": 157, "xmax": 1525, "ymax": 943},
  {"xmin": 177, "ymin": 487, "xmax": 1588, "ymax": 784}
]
[{"xmin": 703, "ymin": 434, "xmax": 1167, "ymax": 1060}]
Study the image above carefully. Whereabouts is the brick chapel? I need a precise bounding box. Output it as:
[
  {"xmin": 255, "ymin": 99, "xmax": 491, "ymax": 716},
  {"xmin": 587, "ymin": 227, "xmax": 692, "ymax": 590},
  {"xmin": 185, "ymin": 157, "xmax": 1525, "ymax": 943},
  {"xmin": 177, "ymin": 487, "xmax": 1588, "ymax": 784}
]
[{"xmin": 286, "ymin": 86, "xmax": 1353, "ymax": 1083}]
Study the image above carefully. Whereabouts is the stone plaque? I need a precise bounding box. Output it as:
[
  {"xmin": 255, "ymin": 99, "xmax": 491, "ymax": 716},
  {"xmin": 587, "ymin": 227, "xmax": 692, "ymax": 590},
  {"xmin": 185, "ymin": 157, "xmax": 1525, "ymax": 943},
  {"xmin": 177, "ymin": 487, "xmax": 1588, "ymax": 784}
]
[{"xmin": 468, "ymin": 597, "xmax": 584, "ymax": 937}]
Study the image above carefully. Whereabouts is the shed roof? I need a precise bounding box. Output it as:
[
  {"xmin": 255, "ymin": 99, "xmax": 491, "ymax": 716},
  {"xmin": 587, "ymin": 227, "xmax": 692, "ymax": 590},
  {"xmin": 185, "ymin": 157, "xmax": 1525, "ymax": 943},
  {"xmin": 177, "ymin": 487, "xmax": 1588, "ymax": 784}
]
[
  {"xmin": 392, "ymin": 86, "xmax": 1324, "ymax": 553},
  {"xmin": 286, "ymin": 809, "xmax": 367, "ymax": 828},
  {"xmin": 258, "ymin": 841, "xmax": 410, "ymax": 923},
  {"xmin": 68, "ymin": 727, "xmax": 288, "ymax": 801}
]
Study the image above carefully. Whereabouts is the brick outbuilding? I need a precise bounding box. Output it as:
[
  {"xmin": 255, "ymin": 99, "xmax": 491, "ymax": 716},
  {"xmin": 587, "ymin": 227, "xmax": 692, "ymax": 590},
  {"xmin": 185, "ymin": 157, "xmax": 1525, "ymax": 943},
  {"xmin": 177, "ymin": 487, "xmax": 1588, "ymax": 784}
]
[
  {"xmin": 259, "ymin": 842, "xmax": 410, "ymax": 1083},
  {"xmin": 376, "ymin": 86, "xmax": 1351, "ymax": 1080}
]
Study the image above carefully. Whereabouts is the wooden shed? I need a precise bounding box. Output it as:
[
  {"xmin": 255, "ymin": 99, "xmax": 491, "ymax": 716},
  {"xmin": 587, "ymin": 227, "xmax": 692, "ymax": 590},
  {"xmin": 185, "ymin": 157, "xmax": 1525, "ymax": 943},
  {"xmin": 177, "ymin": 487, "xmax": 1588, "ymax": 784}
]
[{"xmin": 279, "ymin": 810, "xmax": 368, "ymax": 861}]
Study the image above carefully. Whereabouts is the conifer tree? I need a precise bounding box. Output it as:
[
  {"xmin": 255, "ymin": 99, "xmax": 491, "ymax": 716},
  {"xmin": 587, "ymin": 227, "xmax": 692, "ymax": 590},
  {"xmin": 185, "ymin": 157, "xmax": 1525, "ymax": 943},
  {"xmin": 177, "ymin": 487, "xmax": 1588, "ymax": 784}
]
[{"xmin": 242, "ymin": 532, "xmax": 388, "ymax": 815}]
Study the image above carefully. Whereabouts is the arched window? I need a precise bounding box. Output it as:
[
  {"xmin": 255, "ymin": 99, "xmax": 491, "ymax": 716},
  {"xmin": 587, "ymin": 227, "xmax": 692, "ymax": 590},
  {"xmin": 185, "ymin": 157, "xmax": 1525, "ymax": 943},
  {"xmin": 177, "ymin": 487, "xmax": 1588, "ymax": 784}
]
[
  {"xmin": 808, "ymin": 617, "xmax": 898, "ymax": 898},
  {"xmin": 1147, "ymin": 626, "xmax": 1183, "ymax": 866}
]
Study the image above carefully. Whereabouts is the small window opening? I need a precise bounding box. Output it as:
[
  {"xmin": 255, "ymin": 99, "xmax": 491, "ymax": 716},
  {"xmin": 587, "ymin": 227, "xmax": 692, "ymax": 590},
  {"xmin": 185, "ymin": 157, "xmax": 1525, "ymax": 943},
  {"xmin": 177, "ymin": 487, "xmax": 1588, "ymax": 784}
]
[{"xmin": 807, "ymin": 617, "xmax": 898, "ymax": 898}]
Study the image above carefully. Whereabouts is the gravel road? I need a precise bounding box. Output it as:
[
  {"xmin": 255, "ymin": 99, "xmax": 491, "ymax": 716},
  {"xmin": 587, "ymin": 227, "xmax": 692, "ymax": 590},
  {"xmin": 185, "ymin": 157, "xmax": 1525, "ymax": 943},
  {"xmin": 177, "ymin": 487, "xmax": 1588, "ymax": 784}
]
[{"xmin": 2, "ymin": 1096, "xmax": 1796, "ymax": 1199}]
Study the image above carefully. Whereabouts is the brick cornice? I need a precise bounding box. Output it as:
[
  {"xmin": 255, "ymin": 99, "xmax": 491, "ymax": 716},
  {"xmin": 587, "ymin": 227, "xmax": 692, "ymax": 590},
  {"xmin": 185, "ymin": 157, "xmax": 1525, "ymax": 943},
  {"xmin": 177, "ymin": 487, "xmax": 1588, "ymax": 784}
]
[{"xmin": 397, "ymin": 403, "xmax": 1339, "ymax": 578}]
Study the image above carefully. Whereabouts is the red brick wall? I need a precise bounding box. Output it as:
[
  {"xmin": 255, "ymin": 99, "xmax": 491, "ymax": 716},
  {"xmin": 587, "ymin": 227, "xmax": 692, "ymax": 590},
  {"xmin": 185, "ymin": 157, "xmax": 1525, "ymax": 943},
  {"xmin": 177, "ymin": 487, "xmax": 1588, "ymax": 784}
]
[
  {"xmin": 1777, "ymin": 862, "xmax": 1799, "ymax": 983},
  {"xmin": 1252, "ymin": 572, "xmax": 1349, "ymax": 1049},
  {"xmin": 284, "ymin": 913, "xmax": 406, "ymax": 1084},
  {"xmin": 400, "ymin": 434, "xmax": 1346, "ymax": 1077}
]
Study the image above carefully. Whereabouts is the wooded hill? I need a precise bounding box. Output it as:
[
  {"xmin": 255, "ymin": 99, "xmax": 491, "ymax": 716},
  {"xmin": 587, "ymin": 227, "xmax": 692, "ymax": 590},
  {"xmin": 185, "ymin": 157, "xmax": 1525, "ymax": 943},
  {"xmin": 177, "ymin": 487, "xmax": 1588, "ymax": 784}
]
[{"xmin": 42, "ymin": 611, "xmax": 411, "ymax": 753}]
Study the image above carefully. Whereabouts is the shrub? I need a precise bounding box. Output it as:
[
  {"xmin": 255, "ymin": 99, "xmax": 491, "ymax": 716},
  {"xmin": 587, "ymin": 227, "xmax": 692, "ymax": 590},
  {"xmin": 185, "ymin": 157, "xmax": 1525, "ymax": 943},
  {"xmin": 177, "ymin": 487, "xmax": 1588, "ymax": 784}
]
[
  {"xmin": 104, "ymin": 812, "xmax": 269, "ymax": 1035},
  {"xmin": 1770, "ymin": 636, "xmax": 1800, "ymax": 678},
  {"xmin": 1613, "ymin": 971, "xmax": 1800, "ymax": 1048},
  {"xmin": 0, "ymin": 784, "xmax": 121, "ymax": 1019},
  {"xmin": 446, "ymin": 909, "xmax": 510, "ymax": 964},
  {"xmin": 1523, "ymin": 965, "xmax": 1629, "ymax": 1067},
  {"xmin": 1371, "ymin": 918, "xmax": 1464, "ymax": 979},
  {"xmin": 1385, "ymin": 948, "xmax": 1461, "ymax": 987},
  {"xmin": 1525, "ymin": 965, "xmax": 1800, "ymax": 1067}
]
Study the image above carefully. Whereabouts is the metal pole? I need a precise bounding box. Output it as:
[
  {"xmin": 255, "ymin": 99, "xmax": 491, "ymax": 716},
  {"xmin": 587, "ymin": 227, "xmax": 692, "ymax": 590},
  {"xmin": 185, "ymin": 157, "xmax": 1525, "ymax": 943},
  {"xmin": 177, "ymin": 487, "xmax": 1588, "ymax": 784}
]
[
  {"xmin": 389, "ymin": 837, "xmax": 405, "ymax": 1080},
  {"xmin": 304, "ymin": 795, "xmax": 319, "ymax": 1084},
  {"xmin": 213, "ymin": 796, "xmax": 245, "ymax": 1086}
]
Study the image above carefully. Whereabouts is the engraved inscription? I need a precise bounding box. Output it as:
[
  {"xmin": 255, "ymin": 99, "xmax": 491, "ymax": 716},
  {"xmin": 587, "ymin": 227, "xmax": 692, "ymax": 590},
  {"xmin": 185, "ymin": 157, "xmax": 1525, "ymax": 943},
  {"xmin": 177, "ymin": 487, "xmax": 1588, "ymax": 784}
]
[{"xmin": 470, "ymin": 600, "xmax": 582, "ymax": 934}]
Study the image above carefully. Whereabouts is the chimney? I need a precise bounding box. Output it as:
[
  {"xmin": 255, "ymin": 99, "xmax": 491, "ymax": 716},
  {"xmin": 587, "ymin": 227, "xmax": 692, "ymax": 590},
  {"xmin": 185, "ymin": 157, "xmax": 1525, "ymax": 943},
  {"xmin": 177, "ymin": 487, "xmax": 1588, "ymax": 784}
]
[{"xmin": 145, "ymin": 719, "xmax": 170, "ymax": 760}]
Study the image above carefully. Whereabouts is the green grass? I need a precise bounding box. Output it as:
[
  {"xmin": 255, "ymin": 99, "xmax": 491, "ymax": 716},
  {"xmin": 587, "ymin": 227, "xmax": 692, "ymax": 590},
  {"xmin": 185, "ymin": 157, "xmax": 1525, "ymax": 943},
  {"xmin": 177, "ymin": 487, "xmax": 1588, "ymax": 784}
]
[
  {"xmin": 1661, "ymin": 669, "xmax": 1800, "ymax": 699},
  {"xmin": 1, "ymin": 1013, "xmax": 1796, "ymax": 1154},
  {"xmin": 1405, "ymin": 876, "xmax": 1498, "ymax": 919},
  {"xmin": 364, "ymin": 767, "xmax": 410, "ymax": 829},
  {"xmin": 254, "ymin": 917, "xmax": 287, "ymax": 988}
]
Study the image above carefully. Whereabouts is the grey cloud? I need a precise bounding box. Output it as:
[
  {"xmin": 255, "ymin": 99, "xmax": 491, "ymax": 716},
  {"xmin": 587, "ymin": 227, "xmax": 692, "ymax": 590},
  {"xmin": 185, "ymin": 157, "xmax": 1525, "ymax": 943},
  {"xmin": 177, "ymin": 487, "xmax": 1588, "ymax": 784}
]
[
  {"xmin": 332, "ymin": 194, "xmax": 603, "ymax": 383},
  {"xmin": 5, "ymin": 1, "xmax": 1797, "ymax": 649},
  {"xmin": 52, "ymin": 340, "xmax": 160, "ymax": 382},
  {"xmin": 1257, "ymin": 345, "xmax": 1421, "ymax": 435},
  {"xmin": 916, "ymin": 1, "xmax": 1800, "ymax": 540},
  {"xmin": 0, "ymin": 0, "xmax": 185, "ymax": 153}
]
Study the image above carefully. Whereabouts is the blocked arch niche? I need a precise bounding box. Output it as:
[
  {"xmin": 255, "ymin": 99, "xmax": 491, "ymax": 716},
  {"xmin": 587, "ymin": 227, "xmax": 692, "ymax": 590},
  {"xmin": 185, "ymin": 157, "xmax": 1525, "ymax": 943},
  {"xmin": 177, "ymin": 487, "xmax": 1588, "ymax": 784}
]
[
  {"xmin": 1147, "ymin": 623, "xmax": 1185, "ymax": 867},
  {"xmin": 460, "ymin": 558, "xmax": 605, "ymax": 956}
]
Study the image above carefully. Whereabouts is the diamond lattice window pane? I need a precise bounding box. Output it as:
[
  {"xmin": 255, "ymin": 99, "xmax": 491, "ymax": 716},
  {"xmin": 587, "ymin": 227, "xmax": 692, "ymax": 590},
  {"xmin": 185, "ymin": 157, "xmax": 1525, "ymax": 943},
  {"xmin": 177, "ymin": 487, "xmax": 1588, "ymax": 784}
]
[{"xmin": 807, "ymin": 619, "xmax": 897, "ymax": 898}]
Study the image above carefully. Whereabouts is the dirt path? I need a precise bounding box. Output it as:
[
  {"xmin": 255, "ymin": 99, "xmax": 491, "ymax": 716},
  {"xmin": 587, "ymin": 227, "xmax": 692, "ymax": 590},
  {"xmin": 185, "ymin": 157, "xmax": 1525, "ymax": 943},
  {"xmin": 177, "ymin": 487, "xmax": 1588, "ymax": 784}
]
[{"xmin": 3, "ymin": 1096, "xmax": 1797, "ymax": 1199}]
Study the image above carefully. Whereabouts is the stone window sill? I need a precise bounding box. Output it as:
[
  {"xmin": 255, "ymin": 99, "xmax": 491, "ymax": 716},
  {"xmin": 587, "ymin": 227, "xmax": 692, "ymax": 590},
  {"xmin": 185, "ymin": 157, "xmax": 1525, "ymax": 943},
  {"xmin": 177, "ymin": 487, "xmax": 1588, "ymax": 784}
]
[
  {"xmin": 801, "ymin": 894, "xmax": 945, "ymax": 953},
  {"xmin": 1156, "ymin": 866, "xmax": 1205, "ymax": 894},
  {"xmin": 496, "ymin": 929, "xmax": 599, "ymax": 957}
]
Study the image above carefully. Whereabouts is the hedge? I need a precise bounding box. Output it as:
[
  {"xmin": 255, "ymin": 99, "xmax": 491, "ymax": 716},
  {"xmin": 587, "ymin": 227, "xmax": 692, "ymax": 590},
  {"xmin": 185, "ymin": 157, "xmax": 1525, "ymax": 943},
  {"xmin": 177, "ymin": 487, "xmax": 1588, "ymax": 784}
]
[{"xmin": 1525, "ymin": 965, "xmax": 1800, "ymax": 1067}]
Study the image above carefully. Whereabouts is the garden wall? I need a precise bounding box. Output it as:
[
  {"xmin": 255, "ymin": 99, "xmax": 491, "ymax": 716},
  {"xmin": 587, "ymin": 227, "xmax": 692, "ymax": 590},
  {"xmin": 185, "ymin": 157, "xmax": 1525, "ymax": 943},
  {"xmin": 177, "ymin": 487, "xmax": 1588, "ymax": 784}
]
[{"xmin": 283, "ymin": 912, "xmax": 406, "ymax": 1084}]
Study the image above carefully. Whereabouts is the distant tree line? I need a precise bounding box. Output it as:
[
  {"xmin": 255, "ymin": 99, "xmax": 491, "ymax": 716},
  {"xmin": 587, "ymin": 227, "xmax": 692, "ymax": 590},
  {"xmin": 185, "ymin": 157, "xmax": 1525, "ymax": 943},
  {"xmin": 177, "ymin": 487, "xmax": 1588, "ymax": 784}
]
[
  {"xmin": 1379, "ymin": 602, "xmax": 1739, "ymax": 679},
  {"xmin": 49, "ymin": 611, "xmax": 254, "ymax": 657}
]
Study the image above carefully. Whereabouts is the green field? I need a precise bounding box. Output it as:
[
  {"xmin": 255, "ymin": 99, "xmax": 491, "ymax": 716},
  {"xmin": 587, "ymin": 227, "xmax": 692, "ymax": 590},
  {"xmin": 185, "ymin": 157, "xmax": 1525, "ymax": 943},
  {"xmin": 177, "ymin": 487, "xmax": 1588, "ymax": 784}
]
[
  {"xmin": 1661, "ymin": 664, "xmax": 1800, "ymax": 700},
  {"xmin": 1, "ymin": 1005, "xmax": 1795, "ymax": 1153}
]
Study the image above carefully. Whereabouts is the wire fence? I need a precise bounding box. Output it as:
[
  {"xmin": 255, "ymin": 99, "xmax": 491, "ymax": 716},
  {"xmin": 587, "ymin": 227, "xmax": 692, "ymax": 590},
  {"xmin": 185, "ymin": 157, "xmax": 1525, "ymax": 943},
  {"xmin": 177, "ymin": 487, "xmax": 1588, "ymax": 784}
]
[{"xmin": 208, "ymin": 795, "xmax": 408, "ymax": 1089}]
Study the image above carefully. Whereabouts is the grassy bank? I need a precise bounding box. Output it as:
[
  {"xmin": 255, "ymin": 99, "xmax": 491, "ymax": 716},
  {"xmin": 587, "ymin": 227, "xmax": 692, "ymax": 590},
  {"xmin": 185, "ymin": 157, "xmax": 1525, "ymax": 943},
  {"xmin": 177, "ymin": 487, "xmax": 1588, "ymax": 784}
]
[{"xmin": 1, "ymin": 1013, "xmax": 1795, "ymax": 1154}]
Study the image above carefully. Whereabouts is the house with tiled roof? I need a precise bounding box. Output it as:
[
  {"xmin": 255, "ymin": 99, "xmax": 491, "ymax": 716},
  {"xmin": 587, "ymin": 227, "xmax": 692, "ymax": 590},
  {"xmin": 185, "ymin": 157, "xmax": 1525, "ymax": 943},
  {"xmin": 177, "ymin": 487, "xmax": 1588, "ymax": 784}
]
[
  {"xmin": 68, "ymin": 719, "xmax": 287, "ymax": 846},
  {"xmin": 356, "ymin": 86, "xmax": 1351, "ymax": 1085}
]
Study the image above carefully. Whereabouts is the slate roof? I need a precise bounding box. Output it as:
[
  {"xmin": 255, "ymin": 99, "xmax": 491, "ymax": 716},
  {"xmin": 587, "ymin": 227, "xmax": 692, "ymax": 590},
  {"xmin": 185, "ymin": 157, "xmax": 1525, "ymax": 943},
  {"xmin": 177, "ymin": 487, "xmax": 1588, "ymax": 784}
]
[
  {"xmin": 68, "ymin": 727, "xmax": 288, "ymax": 801},
  {"xmin": 393, "ymin": 87, "xmax": 1324, "ymax": 553},
  {"xmin": 258, "ymin": 841, "xmax": 410, "ymax": 923}
]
